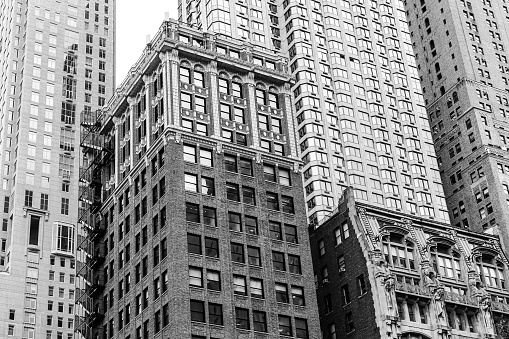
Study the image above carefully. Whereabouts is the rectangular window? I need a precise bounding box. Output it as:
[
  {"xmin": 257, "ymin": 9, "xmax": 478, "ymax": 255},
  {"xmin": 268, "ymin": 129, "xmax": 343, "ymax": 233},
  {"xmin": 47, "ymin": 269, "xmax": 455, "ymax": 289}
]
[
  {"xmin": 233, "ymin": 275, "xmax": 247, "ymax": 295},
  {"xmin": 187, "ymin": 234, "xmax": 201, "ymax": 254},
  {"xmin": 190, "ymin": 300, "xmax": 205, "ymax": 323},
  {"xmin": 231, "ymin": 243, "xmax": 244, "ymax": 263},
  {"xmin": 253, "ymin": 311, "xmax": 267, "ymax": 332},
  {"xmin": 278, "ymin": 315, "xmax": 292, "ymax": 336},
  {"xmin": 206, "ymin": 270, "xmax": 221, "ymax": 291},
  {"xmin": 228, "ymin": 212, "xmax": 242, "ymax": 232},
  {"xmin": 28, "ymin": 215, "xmax": 40, "ymax": 246},
  {"xmin": 247, "ymin": 246, "xmax": 261, "ymax": 266},
  {"xmin": 239, "ymin": 158, "xmax": 253, "ymax": 176},
  {"xmin": 269, "ymin": 221, "xmax": 282, "ymax": 240},
  {"xmin": 208, "ymin": 303, "xmax": 223, "ymax": 325},
  {"xmin": 226, "ymin": 183, "xmax": 240, "ymax": 201},
  {"xmin": 267, "ymin": 192, "xmax": 279, "ymax": 210},
  {"xmin": 189, "ymin": 266, "xmax": 203, "ymax": 287},
  {"xmin": 250, "ymin": 278, "xmax": 264, "ymax": 298},
  {"xmin": 235, "ymin": 308, "xmax": 250, "ymax": 330},
  {"xmin": 289, "ymin": 255, "xmax": 302, "ymax": 274},
  {"xmin": 285, "ymin": 225, "xmax": 298, "ymax": 243},
  {"xmin": 282, "ymin": 195, "xmax": 294, "ymax": 214},
  {"xmin": 272, "ymin": 251, "xmax": 285, "ymax": 271},
  {"xmin": 186, "ymin": 203, "xmax": 200, "ymax": 223},
  {"xmin": 205, "ymin": 237, "xmax": 219, "ymax": 258},
  {"xmin": 242, "ymin": 186, "xmax": 256, "ymax": 205},
  {"xmin": 245, "ymin": 216, "xmax": 258, "ymax": 235},
  {"xmin": 224, "ymin": 154, "xmax": 237, "ymax": 172},
  {"xmin": 203, "ymin": 207, "xmax": 216, "ymax": 227}
]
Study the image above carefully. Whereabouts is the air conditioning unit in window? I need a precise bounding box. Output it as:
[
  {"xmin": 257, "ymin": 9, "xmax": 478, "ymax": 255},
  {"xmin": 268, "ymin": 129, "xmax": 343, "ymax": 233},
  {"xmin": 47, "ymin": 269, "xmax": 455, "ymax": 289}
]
[
  {"xmin": 322, "ymin": 278, "xmax": 329, "ymax": 283},
  {"xmin": 339, "ymin": 268, "xmax": 346, "ymax": 272}
]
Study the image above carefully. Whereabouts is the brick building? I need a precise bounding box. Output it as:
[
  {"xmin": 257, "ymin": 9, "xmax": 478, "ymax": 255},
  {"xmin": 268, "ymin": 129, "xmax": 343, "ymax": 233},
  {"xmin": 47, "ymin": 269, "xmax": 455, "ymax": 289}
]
[
  {"xmin": 75, "ymin": 20, "xmax": 320, "ymax": 339},
  {"xmin": 310, "ymin": 188, "xmax": 509, "ymax": 339},
  {"xmin": 404, "ymin": 0, "xmax": 509, "ymax": 246}
]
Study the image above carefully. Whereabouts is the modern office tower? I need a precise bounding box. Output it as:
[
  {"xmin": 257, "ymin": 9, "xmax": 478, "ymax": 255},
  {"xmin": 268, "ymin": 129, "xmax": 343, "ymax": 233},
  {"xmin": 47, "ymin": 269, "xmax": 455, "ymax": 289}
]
[
  {"xmin": 0, "ymin": 0, "xmax": 115, "ymax": 338},
  {"xmin": 75, "ymin": 20, "xmax": 320, "ymax": 339},
  {"xmin": 310, "ymin": 188, "xmax": 509, "ymax": 339},
  {"xmin": 404, "ymin": 0, "xmax": 509, "ymax": 245},
  {"xmin": 182, "ymin": 0, "xmax": 450, "ymax": 226}
]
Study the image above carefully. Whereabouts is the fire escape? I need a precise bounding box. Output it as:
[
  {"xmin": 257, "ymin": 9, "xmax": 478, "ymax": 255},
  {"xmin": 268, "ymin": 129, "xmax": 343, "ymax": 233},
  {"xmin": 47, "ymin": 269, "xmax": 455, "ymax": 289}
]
[{"xmin": 75, "ymin": 109, "xmax": 114, "ymax": 339}]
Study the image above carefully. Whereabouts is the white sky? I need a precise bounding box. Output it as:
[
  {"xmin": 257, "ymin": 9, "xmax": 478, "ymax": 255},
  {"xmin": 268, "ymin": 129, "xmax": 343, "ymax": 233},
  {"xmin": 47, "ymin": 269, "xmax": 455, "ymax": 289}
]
[{"xmin": 115, "ymin": 1, "xmax": 178, "ymax": 85}]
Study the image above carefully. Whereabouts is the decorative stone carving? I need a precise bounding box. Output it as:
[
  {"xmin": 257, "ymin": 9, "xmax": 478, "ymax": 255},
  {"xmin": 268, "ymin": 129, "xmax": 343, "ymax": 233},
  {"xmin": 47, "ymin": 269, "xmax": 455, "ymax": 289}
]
[
  {"xmin": 174, "ymin": 132, "xmax": 181, "ymax": 144},
  {"xmin": 469, "ymin": 274, "xmax": 496, "ymax": 337},
  {"xmin": 216, "ymin": 143, "xmax": 222, "ymax": 154}
]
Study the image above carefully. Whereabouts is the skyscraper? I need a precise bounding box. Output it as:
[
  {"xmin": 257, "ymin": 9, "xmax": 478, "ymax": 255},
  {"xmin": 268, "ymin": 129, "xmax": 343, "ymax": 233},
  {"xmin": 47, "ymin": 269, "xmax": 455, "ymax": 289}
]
[
  {"xmin": 0, "ymin": 0, "xmax": 115, "ymax": 338},
  {"xmin": 184, "ymin": 0, "xmax": 450, "ymax": 226},
  {"xmin": 404, "ymin": 0, "xmax": 509, "ymax": 245},
  {"xmin": 76, "ymin": 20, "xmax": 320, "ymax": 339}
]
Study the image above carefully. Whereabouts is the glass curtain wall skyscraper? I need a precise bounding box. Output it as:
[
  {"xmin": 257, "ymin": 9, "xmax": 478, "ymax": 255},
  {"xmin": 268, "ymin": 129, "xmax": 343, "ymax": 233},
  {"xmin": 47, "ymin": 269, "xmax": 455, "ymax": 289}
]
[
  {"xmin": 181, "ymin": 0, "xmax": 450, "ymax": 225},
  {"xmin": 0, "ymin": 0, "xmax": 115, "ymax": 338}
]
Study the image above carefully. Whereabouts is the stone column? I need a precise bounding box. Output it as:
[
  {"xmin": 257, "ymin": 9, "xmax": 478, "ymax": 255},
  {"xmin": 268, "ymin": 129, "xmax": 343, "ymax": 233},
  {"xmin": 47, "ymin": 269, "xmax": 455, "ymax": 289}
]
[
  {"xmin": 208, "ymin": 60, "xmax": 220, "ymax": 138},
  {"xmin": 169, "ymin": 49, "xmax": 180, "ymax": 129},
  {"xmin": 159, "ymin": 51, "xmax": 171, "ymax": 128},
  {"xmin": 282, "ymin": 82, "xmax": 297, "ymax": 158},
  {"xmin": 126, "ymin": 98, "xmax": 135, "ymax": 169},
  {"xmin": 142, "ymin": 75, "xmax": 152, "ymax": 149},
  {"xmin": 246, "ymin": 72, "xmax": 259, "ymax": 149}
]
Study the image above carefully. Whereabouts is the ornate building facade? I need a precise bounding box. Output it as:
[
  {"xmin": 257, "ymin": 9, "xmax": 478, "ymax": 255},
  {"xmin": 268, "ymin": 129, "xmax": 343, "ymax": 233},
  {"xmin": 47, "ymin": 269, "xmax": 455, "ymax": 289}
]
[
  {"xmin": 310, "ymin": 188, "xmax": 509, "ymax": 339},
  {"xmin": 76, "ymin": 20, "xmax": 320, "ymax": 339}
]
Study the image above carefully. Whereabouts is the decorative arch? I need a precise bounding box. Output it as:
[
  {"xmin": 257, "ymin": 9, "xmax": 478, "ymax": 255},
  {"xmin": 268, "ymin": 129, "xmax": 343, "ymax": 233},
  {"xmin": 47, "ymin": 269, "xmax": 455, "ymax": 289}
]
[
  {"xmin": 180, "ymin": 60, "xmax": 191, "ymax": 68},
  {"xmin": 194, "ymin": 64, "xmax": 205, "ymax": 72},
  {"xmin": 268, "ymin": 85, "xmax": 279, "ymax": 93},
  {"xmin": 401, "ymin": 332, "xmax": 431, "ymax": 339},
  {"xmin": 232, "ymin": 75, "xmax": 243, "ymax": 83},
  {"xmin": 218, "ymin": 71, "xmax": 230, "ymax": 79},
  {"xmin": 255, "ymin": 82, "xmax": 267, "ymax": 90}
]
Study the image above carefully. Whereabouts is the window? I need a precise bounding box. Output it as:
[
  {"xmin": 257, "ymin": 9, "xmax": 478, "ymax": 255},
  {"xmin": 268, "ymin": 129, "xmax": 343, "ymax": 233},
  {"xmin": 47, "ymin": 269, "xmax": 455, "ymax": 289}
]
[
  {"xmin": 382, "ymin": 233, "xmax": 415, "ymax": 270},
  {"xmin": 280, "ymin": 168, "xmax": 291, "ymax": 186},
  {"xmin": 190, "ymin": 300, "xmax": 205, "ymax": 323},
  {"xmin": 231, "ymin": 243, "xmax": 244, "ymax": 263},
  {"xmin": 278, "ymin": 315, "xmax": 292, "ymax": 336},
  {"xmin": 267, "ymin": 192, "xmax": 279, "ymax": 210},
  {"xmin": 281, "ymin": 195, "xmax": 295, "ymax": 214},
  {"xmin": 345, "ymin": 312, "xmax": 355, "ymax": 333},
  {"xmin": 55, "ymin": 223, "xmax": 74, "ymax": 253},
  {"xmin": 253, "ymin": 311, "xmax": 267, "ymax": 332},
  {"xmin": 233, "ymin": 275, "xmax": 247, "ymax": 295},
  {"xmin": 245, "ymin": 216, "xmax": 258, "ymax": 235},
  {"xmin": 186, "ymin": 203, "xmax": 200, "ymax": 223},
  {"xmin": 285, "ymin": 225, "xmax": 298, "ymax": 243},
  {"xmin": 228, "ymin": 212, "xmax": 242, "ymax": 232},
  {"xmin": 205, "ymin": 237, "xmax": 219, "ymax": 258},
  {"xmin": 247, "ymin": 246, "xmax": 261, "ymax": 266},
  {"xmin": 272, "ymin": 251, "xmax": 285, "ymax": 271},
  {"xmin": 189, "ymin": 267, "xmax": 203, "ymax": 287},
  {"xmin": 476, "ymin": 254, "xmax": 505, "ymax": 289},
  {"xmin": 236, "ymin": 308, "xmax": 250, "ymax": 329},
  {"xmin": 184, "ymin": 173, "xmax": 198, "ymax": 192},
  {"xmin": 357, "ymin": 275, "xmax": 367, "ymax": 295},
  {"xmin": 270, "ymin": 221, "xmax": 282, "ymax": 240},
  {"xmin": 242, "ymin": 186, "xmax": 256, "ymax": 205},
  {"xmin": 224, "ymin": 154, "xmax": 237, "ymax": 172},
  {"xmin": 250, "ymin": 278, "xmax": 264, "ymax": 298},
  {"xmin": 289, "ymin": 255, "xmax": 302, "ymax": 274},
  {"xmin": 206, "ymin": 270, "xmax": 221, "ymax": 291},
  {"xmin": 239, "ymin": 158, "xmax": 253, "ymax": 176},
  {"xmin": 431, "ymin": 244, "xmax": 462, "ymax": 281},
  {"xmin": 201, "ymin": 177, "xmax": 215, "ymax": 196},
  {"xmin": 226, "ymin": 183, "xmax": 240, "ymax": 201},
  {"xmin": 264, "ymin": 164, "xmax": 276, "ymax": 181},
  {"xmin": 295, "ymin": 318, "xmax": 309, "ymax": 339},
  {"xmin": 208, "ymin": 303, "xmax": 223, "ymax": 325},
  {"xmin": 275, "ymin": 283, "xmax": 289, "ymax": 303},
  {"xmin": 187, "ymin": 234, "xmax": 201, "ymax": 255},
  {"xmin": 203, "ymin": 206, "xmax": 216, "ymax": 227}
]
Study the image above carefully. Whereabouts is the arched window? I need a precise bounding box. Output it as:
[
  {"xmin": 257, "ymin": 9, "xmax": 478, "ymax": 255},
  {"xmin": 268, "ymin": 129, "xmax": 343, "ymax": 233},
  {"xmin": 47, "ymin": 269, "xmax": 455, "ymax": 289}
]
[
  {"xmin": 431, "ymin": 244, "xmax": 462, "ymax": 281},
  {"xmin": 382, "ymin": 233, "xmax": 416, "ymax": 270},
  {"xmin": 435, "ymin": 62, "xmax": 441, "ymax": 73},
  {"xmin": 440, "ymin": 86, "xmax": 446, "ymax": 95},
  {"xmin": 256, "ymin": 84, "xmax": 279, "ymax": 109},
  {"xmin": 424, "ymin": 18, "xmax": 430, "ymax": 27},
  {"xmin": 218, "ymin": 74, "xmax": 243, "ymax": 98},
  {"xmin": 476, "ymin": 254, "xmax": 506, "ymax": 289},
  {"xmin": 452, "ymin": 91, "xmax": 459, "ymax": 103},
  {"xmin": 430, "ymin": 40, "xmax": 435, "ymax": 50}
]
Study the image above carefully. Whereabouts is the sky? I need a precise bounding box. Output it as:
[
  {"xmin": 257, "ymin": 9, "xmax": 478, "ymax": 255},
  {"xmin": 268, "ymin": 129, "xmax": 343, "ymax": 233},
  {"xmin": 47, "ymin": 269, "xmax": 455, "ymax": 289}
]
[{"xmin": 116, "ymin": 1, "xmax": 178, "ymax": 85}]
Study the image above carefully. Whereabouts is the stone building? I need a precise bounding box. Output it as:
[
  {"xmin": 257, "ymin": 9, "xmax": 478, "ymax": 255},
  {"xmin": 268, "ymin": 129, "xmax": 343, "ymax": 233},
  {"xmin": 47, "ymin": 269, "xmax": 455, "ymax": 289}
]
[
  {"xmin": 75, "ymin": 20, "xmax": 320, "ymax": 339},
  {"xmin": 404, "ymin": 0, "xmax": 509, "ymax": 245},
  {"xmin": 0, "ymin": 0, "xmax": 115, "ymax": 338},
  {"xmin": 310, "ymin": 188, "xmax": 509, "ymax": 339}
]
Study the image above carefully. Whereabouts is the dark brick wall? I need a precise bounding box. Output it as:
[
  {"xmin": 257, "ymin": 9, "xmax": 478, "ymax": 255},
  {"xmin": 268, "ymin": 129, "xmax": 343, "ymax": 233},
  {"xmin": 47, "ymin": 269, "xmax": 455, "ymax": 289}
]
[
  {"xmin": 94, "ymin": 134, "xmax": 320, "ymax": 338},
  {"xmin": 309, "ymin": 205, "xmax": 380, "ymax": 339}
]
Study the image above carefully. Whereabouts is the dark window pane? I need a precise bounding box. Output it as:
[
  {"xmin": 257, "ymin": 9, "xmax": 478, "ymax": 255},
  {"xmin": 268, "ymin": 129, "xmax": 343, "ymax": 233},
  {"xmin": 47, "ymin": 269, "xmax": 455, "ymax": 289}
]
[
  {"xmin": 187, "ymin": 234, "xmax": 201, "ymax": 255},
  {"xmin": 231, "ymin": 243, "xmax": 244, "ymax": 263}
]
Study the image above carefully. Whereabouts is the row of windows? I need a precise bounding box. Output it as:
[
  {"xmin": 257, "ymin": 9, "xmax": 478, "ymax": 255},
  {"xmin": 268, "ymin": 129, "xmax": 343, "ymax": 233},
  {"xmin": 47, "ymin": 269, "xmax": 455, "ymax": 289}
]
[{"xmin": 190, "ymin": 300, "xmax": 308, "ymax": 337}]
